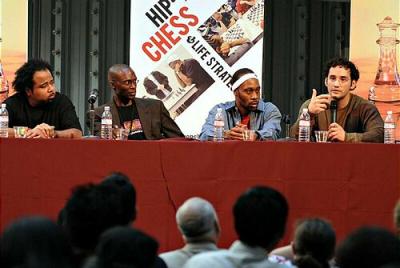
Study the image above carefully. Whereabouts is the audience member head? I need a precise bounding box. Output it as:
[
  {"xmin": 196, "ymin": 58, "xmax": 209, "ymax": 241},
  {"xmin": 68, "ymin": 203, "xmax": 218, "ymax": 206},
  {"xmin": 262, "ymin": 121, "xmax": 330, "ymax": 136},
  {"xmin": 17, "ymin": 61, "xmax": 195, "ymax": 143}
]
[
  {"xmin": 379, "ymin": 263, "xmax": 400, "ymax": 268},
  {"xmin": 101, "ymin": 172, "xmax": 137, "ymax": 224},
  {"xmin": 1, "ymin": 216, "xmax": 75, "ymax": 268},
  {"xmin": 63, "ymin": 183, "xmax": 126, "ymax": 256},
  {"xmin": 233, "ymin": 186, "xmax": 288, "ymax": 251},
  {"xmin": 176, "ymin": 197, "xmax": 220, "ymax": 244},
  {"xmin": 57, "ymin": 206, "xmax": 67, "ymax": 227},
  {"xmin": 292, "ymin": 218, "xmax": 336, "ymax": 268},
  {"xmin": 94, "ymin": 226, "xmax": 160, "ymax": 268},
  {"xmin": 12, "ymin": 59, "xmax": 56, "ymax": 106},
  {"xmin": 108, "ymin": 64, "xmax": 137, "ymax": 105},
  {"xmin": 336, "ymin": 226, "xmax": 400, "ymax": 268},
  {"xmin": 394, "ymin": 199, "xmax": 400, "ymax": 236}
]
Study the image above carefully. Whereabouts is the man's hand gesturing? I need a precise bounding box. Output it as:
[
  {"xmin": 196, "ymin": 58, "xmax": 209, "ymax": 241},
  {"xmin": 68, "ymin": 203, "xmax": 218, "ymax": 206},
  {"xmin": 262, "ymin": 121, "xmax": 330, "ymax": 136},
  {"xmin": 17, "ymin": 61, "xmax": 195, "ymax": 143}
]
[{"xmin": 307, "ymin": 89, "xmax": 331, "ymax": 115}]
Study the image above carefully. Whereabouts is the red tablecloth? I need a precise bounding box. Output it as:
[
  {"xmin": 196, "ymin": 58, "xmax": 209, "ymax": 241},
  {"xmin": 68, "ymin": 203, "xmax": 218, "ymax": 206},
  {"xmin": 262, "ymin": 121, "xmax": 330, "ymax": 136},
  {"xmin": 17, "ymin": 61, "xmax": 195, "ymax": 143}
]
[{"xmin": 1, "ymin": 139, "xmax": 399, "ymax": 252}]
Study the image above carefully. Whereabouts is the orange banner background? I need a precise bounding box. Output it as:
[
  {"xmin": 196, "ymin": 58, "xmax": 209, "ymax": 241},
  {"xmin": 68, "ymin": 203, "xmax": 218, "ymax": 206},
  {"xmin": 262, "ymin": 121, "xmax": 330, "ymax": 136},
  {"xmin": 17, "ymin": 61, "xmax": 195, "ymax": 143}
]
[
  {"xmin": 350, "ymin": 0, "xmax": 400, "ymax": 99},
  {"xmin": 0, "ymin": 0, "xmax": 28, "ymax": 93}
]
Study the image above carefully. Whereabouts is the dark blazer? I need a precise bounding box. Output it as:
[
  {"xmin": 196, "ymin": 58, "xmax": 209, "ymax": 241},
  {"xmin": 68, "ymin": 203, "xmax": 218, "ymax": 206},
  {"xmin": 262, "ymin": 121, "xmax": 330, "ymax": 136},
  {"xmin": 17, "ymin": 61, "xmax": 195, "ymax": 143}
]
[{"xmin": 88, "ymin": 96, "xmax": 184, "ymax": 139}]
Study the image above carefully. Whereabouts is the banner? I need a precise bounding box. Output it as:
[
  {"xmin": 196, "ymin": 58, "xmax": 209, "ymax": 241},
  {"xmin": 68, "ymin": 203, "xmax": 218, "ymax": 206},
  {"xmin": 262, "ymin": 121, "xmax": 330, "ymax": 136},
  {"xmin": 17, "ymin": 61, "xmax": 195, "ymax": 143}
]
[
  {"xmin": 350, "ymin": 0, "xmax": 400, "ymax": 139},
  {"xmin": 350, "ymin": 0, "xmax": 400, "ymax": 100},
  {"xmin": 0, "ymin": 0, "xmax": 28, "ymax": 101},
  {"xmin": 130, "ymin": 0, "xmax": 265, "ymax": 135}
]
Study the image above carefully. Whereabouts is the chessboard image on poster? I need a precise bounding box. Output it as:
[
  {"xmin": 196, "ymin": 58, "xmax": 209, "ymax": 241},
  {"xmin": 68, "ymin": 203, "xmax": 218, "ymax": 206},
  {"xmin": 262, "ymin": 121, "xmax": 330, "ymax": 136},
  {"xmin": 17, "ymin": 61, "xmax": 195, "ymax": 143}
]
[
  {"xmin": 197, "ymin": 0, "xmax": 264, "ymax": 66},
  {"xmin": 137, "ymin": 45, "xmax": 215, "ymax": 119}
]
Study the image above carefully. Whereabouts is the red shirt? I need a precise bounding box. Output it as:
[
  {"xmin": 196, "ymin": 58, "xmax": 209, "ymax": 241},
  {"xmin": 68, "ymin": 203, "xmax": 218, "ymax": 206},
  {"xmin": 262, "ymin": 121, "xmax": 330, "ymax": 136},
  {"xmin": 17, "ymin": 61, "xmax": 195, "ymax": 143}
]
[{"xmin": 241, "ymin": 115, "xmax": 250, "ymax": 128}]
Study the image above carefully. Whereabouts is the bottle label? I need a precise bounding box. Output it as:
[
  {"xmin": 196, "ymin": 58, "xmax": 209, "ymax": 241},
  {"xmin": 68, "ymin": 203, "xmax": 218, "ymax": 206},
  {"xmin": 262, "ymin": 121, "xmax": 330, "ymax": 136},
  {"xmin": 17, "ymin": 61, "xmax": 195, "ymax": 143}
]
[
  {"xmin": 101, "ymin": 119, "xmax": 112, "ymax": 125},
  {"xmin": 299, "ymin": 120, "xmax": 310, "ymax": 127},
  {"xmin": 0, "ymin": 116, "xmax": 8, "ymax": 122},
  {"xmin": 384, "ymin": 123, "xmax": 395, "ymax": 129},
  {"xmin": 214, "ymin": 121, "xmax": 224, "ymax": 127}
]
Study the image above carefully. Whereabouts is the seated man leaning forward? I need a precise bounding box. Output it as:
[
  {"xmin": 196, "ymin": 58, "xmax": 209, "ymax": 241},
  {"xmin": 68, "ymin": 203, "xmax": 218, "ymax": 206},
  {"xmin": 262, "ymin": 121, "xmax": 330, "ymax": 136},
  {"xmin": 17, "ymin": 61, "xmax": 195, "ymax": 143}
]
[
  {"xmin": 291, "ymin": 58, "xmax": 383, "ymax": 143},
  {"xmin": 199, "ymin": 68, "xmax": 281, "ymax": 141},
  {"xmin": 91, "ymin": 64, "xmax": 184, "ymax": 140},
  {"xmin": 6, "ymin": 59, "xmax": 82, "ymax": 138}
]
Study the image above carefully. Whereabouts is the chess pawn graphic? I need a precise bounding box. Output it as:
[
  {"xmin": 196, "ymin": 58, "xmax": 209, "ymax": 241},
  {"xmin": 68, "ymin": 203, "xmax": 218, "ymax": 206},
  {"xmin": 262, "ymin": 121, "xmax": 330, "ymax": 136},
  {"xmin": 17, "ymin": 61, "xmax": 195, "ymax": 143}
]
[
  {"xmin": 0, "ymin": 61, "xmax": 10, "ymax": 103},
  {"xmin": 368, "ymin": 16, "xmax": 400, "ymax": 141}
]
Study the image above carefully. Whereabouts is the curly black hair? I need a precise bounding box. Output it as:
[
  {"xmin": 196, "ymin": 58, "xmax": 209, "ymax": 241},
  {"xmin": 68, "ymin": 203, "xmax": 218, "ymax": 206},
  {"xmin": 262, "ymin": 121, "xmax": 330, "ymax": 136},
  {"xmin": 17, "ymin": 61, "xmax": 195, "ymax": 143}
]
[
  {"xmin": 323, "ymin": 58, "xmax": 360, "ymax": 82},
  {"xmin": 12, "ymin": 59, "xmax": 53, "ymax": 94}
]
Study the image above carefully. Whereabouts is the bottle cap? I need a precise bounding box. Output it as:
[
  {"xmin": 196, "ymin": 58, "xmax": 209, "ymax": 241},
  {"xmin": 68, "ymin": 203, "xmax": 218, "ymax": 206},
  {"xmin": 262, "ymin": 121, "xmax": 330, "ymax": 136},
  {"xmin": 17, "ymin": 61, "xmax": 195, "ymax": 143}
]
[
  {"xmin": 1, "ymin": 103, "xmax": 5, "ymax": 109},
  {"xmin": 217, "ymin": 107, "xmax": 222, "ymax": 112},
  {"xmin": 302, "ymin": 108, "xmax": 308, "ymax": 113},
  {"xmin": 104, "ymin": 106, "xmax": 110, "ymax": 111},
  {"xmin": 387, "ymin": 111, "xmax": 393, "ymax": 115}
]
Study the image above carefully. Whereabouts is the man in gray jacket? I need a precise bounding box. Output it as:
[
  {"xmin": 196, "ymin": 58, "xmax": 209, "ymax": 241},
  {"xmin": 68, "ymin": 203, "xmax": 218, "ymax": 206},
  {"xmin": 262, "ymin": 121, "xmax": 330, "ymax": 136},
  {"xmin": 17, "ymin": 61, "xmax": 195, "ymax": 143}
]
[{"xmin": 160, "ymin": 197, "xmax": 220, "ymax": 268}]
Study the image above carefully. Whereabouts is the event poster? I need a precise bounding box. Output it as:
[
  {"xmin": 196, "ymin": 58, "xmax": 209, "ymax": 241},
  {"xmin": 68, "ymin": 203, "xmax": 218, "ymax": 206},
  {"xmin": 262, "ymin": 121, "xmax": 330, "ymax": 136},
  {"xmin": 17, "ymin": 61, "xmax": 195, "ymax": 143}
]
[
  {"xmin": 350, "ymin": 0, "xmax": 399, "ymax": 100},
  {"xmin": 0, "ymin": 0, "xmax": 28, "ymax": 101},
  {"xmin": 130, "ymin": 0, "xmax": 265, "ymax": 136},
  {"xmin": 350, "ymin": 0, "xmax": 400, "ymax": 139}
]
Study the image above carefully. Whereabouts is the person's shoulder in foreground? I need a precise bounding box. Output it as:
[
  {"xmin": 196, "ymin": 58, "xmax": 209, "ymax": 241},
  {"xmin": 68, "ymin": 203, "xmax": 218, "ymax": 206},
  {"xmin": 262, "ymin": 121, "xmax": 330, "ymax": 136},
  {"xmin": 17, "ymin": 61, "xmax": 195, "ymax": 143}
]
[
  {"xmin": 185, "ymin": 186, "xmax": 290, "ymax": 268},
  {"xmin": 160, "ymin": 197, "xmax": 220, "ymax": 268}
]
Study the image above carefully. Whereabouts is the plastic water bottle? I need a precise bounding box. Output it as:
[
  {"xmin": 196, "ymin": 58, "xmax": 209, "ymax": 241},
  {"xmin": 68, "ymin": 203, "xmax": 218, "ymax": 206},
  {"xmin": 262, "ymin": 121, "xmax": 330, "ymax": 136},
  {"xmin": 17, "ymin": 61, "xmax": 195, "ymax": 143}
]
[
  {"xmin": 298, "ymin": 108, "xmax": 310, "ymax": 142},
  {"xmin": 100, "ymin": 106, "xmax": 112, "ymax": 140},
  {"xmin": 384, "ymin": 110, "xmax": 395, "ymax": 144},
  {"xmin": 0, "ymin": 103, "xmax": 9, "ymax": 138},
  {"xmin": 213, "ymin": 108, "xmax": 224, "ymax": 141}
]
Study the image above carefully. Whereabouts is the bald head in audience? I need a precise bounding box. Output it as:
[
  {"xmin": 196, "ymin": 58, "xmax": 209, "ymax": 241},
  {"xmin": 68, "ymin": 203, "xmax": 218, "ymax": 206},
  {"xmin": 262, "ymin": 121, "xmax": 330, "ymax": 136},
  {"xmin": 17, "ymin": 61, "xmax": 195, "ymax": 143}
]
[
  {"xmin": 176, "ymin": 197, "xmax": 220, "ymax": 243},
  {"xmin": 160, "ymin": 197, "xmax": 220, "ymax": 268}
]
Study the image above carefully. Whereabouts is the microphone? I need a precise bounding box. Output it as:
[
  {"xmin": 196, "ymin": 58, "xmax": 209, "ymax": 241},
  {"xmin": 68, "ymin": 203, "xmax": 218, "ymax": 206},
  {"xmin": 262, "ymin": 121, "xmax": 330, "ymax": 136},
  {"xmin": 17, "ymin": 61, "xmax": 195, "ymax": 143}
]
[
  {"xmin": 88, "ymin": 89, "xmax": 98, "ymax": 104},
  {"xmin": 330, "ymin": 99, "xmax": 337, "ymax": 123},
  {"xmin": 283, "ymin": 114, "xmax": 291, "ymax": 138}
]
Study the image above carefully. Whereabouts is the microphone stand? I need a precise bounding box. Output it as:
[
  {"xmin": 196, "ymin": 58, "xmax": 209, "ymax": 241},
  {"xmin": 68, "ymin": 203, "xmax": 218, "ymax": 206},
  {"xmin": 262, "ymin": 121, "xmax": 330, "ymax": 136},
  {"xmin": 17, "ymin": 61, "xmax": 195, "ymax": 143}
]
[
  {"xmin": 286, "ymin": 124, "xmax": 290, "ymax": 139},
  {"xmin": 278, "ymin": 114, "xmax": 296, "ymax": 141},
  {"xmin": 83, "ymin": 97, "xmax": 99, "ymax": 139},
  {"xmin": 89, "ymin": 102, "xmax": 95, "ymax": 137},
  {"xmin": 330, "ymin": 100, "xmax": 338, "ymax": 123}
]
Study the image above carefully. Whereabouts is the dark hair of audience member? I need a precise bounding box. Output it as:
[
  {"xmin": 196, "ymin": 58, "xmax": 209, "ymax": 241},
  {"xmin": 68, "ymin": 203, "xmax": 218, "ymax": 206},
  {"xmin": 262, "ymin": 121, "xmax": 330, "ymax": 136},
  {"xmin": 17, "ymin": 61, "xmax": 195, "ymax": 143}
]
[
  {"xmin": 230, "ymin": 68, "xmax": 255, "ymax": 86},
  {"xmin": 63, "ymin": 183, "xmax": 126, "ymax": 258},
  {"xmin": 394, "ymin": 199, "xmax": 400, "ymax": 237},
  {"xmin": 1, "ymin": 216, "xmax": 75, "ymax": 268},
  {"xmin": 94, "ymin": 226, "xmax": 162, "ymax": 268},
  {"xmin": 379, "ymin": 263, "xmax": 400, "ymax": 268},
  {"xmin": 233, "ymin": 186, "xmax": 288, "ymax": 251},
  {"xmin": 101, "ymin": 172, "xmax": 137, "ymax": 224},
  {"xmin": 12, "ymin": 59, "xmax": 54, "ymax": 94},
  {"xmin": 293, "ymin": 218, "xmax": 336, "ymax": 268},
  {"xmin": 336, "ymin": 226, "xmax": 400, "ymax": 268}
]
